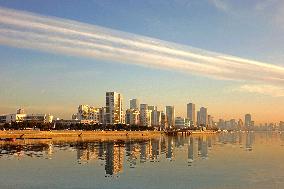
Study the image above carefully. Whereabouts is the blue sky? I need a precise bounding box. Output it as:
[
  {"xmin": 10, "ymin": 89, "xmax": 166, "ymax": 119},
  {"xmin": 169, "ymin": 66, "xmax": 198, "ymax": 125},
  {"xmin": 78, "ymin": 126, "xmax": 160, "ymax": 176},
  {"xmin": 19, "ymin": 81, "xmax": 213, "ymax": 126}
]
[{"xmin": 0, "ymin": 0, "xmax": 284, "ymax": 122}]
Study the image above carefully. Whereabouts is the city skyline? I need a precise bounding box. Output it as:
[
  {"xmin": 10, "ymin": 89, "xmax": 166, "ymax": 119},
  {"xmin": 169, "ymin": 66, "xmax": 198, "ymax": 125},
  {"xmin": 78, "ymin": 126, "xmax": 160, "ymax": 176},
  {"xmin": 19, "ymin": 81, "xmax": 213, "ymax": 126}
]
[{"xmin": 1, "ymin": 1, "xmax": 284, "ymax": 123}]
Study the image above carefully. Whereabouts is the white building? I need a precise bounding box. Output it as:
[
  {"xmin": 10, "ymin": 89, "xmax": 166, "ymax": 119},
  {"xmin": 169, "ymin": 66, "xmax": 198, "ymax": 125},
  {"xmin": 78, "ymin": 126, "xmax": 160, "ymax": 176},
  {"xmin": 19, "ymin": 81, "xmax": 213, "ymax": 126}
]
[
  {"xmin": 165, "ymin": 106, "xmax": 175, "ymax": 128},
  {"xmin": 106, "ymin": 92, "xmax": 124, "ymax": 125},
  {"xmin": 1, "ymin": 109, "xmax": 53, "ymax": 124}
]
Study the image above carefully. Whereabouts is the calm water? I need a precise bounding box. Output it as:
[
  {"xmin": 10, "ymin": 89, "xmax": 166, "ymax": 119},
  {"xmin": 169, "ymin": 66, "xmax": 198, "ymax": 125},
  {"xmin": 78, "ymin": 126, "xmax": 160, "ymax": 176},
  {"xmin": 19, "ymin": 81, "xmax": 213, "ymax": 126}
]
[{"xmin": 0, "ymin": 132, "xmax": 284, "ymax": 189}]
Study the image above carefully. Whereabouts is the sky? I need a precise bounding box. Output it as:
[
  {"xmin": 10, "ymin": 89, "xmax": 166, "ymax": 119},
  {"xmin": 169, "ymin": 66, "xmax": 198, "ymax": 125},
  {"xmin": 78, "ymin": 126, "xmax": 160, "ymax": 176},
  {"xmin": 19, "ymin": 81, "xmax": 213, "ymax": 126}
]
[{"xmin": 0, "ymin": 0, "xmax": 284, "ymax": 123}]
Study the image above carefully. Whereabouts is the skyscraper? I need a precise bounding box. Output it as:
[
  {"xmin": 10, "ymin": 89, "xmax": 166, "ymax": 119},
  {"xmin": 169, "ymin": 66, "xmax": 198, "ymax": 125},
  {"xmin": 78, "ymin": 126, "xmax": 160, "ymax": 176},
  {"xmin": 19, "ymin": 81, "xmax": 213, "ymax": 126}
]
[
  {"xmin": 129, "ymin": 99, "xmax": 139, "ymax": 109},
  {"xmin": 198, "ymin": 107, "xmax": 207, "ymax": 127},
  {"xmin": 105, "ymin": 92, "xmax": 123, "ymax": 124},
  {"xmin": 187, "ymin": 103, "xmax": 195, "ymax": 127},
  {"xmin": 245, "ymin": 114, "xmax": 252, "ymax": 128},
  {"xmin": 148, "ymin": 106, "xmax": 161, "ymax": 127},
  {"xmin": 140, "ymin": 104, "xmax": 151, "ymax": 127},
  {"xmin": 165, "ymin": 106, "xmax": 175, "ymax": 128}
]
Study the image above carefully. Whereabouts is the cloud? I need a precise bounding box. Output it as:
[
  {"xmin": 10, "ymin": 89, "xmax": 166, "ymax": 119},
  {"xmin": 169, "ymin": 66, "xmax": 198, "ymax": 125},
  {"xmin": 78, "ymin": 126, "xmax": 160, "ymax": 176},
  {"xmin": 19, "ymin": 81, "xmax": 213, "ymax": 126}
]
[
  {"xmin": 236, "ymin": 84, "xmax": 284, "ymax": 97},
  {"xmin": 0, "ymin": 6, "xmax": 284, "ymax": 88},
  {"xmin": 208, "ymin": 0, "xmax": 229, "ymax": 12}
]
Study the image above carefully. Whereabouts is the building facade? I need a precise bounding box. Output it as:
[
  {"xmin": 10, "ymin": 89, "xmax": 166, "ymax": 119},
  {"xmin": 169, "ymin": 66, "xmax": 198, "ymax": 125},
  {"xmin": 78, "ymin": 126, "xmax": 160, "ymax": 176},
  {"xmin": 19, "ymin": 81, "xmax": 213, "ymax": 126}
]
[
  {"xmin": 106, "ymin": 92, "xmax": 124, "ymax": 125},
  {"xmin": 165, "ymin": 106, "xmax": 175, "ymax": 128},
  {"xmin": 187, "ymin": 103, "xmax": 195, "ymax": 127}
]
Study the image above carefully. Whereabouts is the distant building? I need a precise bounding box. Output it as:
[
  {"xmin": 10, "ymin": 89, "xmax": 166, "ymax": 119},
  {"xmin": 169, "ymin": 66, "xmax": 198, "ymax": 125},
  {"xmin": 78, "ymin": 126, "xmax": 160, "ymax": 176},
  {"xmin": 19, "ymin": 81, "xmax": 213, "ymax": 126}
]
[
  {"xmin": 140, "ymin": 104, "xmax": 151, "ymax": 127},
  {"xmin": 106, "ymin": 92, "xmax": 123, "ymax": 125},
  {"xmin": 125, "ymin": 109, "xmax": 140, "ymax": 125},
  {"xmin": 198, "ymin": 107, "xmax": 207, "ymax": 127},
  {"xmin": 245, "ymin": 114, "xmax": 252, "ymax": 128},
  {"xmin": 175, "ymin": 117, "xmax": 185, "ymax": 129},
  {"xmin": 129, "ymin": 99, "xmax": 139, "ymax": 109},
  {"xmin": 165, "ymin": 106, "xmax": 175, "ymax": 128},
  {"xmin": 148, "ymin": 106, "xmax": 161, "ymax": 127},
  {"xmin": 160, "ymin": 111, "xmax": 168, "ymax": 130},
  {"xmin": 187, "ymin": 103, "xmax": 195, "ymax": 127},
  {"xmin": 77, "ymin": 105, "xmax": 100, "ymax": 123},
  {"xmin": 1, "ymin": 109, "xmax": 53, "ymax": 124}
]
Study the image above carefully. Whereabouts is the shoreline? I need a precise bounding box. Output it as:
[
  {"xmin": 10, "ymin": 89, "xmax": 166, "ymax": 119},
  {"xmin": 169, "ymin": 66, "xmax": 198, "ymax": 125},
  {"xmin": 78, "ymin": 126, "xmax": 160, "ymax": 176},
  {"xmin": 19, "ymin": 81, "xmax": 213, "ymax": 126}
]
[
  {"xmin": 0, "ymin": 130, "xmax": 163, "ymax": 141},
  {"xmin": 0, "ymin": 130, "xmax": 217, "ymax": 143}
]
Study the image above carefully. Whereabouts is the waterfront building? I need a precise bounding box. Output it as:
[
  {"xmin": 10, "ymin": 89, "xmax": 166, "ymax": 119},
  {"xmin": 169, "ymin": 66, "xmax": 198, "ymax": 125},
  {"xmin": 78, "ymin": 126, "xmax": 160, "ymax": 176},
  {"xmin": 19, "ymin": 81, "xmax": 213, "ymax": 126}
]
[
  {"xmin": 207, "ymin": 115, "xmax": 214, "ymax": 129},
  {"xmin": 106, "ymin": 92, "xmax": 124, "ymax": 125},
  {"xmin": 148, "ymin": 106, "xmax": 161, "ymax": 127},
  {"xmin": 165, "ymin": 106, "xmax": 175, "ymax": 128},
  {"xmin": 175, "ymin": 117, "xmax": 185, "ymax": 129},
  {"xmin": 160, "ymin": 111, "xmax": 168, "ymax": 130},
  {"xmin": 77, "ymin": 105, "xmax": 100, "ymax": 123},
  {"xmin": 129, "ymin": 99, "xmax": 139, "ymax": 109},
  {"xmin": 1, "ymin": 109, "xmax": 53, "ymax": 124},
  {"xmin": 245, "ymin": 114, "xmax": 252, "ymax": 128},
  {"xmin": 125, "ymin": 109, "xmax": 140, "ymax": 125},
  {"xmin": 198, "ymin": 107, "xmax": 207, "ymax": 127},
  {"xmin": 140, "ymin": 104, "xmax": 151, "ymax": 127},
  {"xmin": 187, "ymin": 103, "xmax": 195, "ymax": 128}
]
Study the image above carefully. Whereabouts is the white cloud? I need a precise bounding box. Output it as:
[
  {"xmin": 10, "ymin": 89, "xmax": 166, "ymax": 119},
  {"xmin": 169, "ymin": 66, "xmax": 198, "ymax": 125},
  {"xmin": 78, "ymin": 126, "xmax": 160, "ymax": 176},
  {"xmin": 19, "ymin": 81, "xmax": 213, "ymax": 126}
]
[
  {"xmin": 208, "ymin": 0, "xmax": 229, "ymax": 12},
  {"xmin": 0, "ymin": 6, "xmax": 284, "ymax": 88},
  {"xmin": 236, "ymin": 84, "xmax": 284, "ymax": 97}
]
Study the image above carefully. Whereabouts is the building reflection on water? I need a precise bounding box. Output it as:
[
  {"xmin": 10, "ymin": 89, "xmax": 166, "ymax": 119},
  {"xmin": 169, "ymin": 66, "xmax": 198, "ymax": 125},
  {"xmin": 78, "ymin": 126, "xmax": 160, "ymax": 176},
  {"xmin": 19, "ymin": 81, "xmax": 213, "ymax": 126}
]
[{"xmin": 0, "ymin": 132, "xmax": 282, "ymax": 176}]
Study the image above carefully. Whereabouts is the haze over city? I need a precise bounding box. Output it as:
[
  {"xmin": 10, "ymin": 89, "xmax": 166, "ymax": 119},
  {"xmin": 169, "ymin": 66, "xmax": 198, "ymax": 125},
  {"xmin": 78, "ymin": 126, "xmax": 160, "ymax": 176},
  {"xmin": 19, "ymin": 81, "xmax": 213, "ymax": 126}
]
[{"xmin": 1, "ymin": 1, "xmax": 284, "ymax": 123}]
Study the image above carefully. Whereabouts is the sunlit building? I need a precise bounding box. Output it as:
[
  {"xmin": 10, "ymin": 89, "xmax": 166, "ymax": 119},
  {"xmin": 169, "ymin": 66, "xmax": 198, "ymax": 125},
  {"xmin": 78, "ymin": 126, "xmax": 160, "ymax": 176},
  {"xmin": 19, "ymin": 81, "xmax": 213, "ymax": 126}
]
[
  {"xmin": 140, "ymin": 104, "xmax": 151, "ymax": 127},
  {"xmin": 148, "ymin": 106, "xmax": 161, "ymax": 127},
  {"xmin": 125, "ymin": 109, "xmax": 140, "ymax": 125},
  {"xmin": 106, "ymin": 92, "xmax": 124, "ymax": 124}
]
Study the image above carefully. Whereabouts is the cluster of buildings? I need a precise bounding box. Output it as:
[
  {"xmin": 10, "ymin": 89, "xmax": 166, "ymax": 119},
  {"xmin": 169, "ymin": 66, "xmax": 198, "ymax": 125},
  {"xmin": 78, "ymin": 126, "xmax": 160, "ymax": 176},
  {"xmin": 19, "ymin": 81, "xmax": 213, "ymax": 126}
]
[
  {"xmin": 70, "ymin": 91, "xmax": 214, "ymax": 130},
  {"xmin": 0, "ymin": 108, "xmax": 53, "ymax": 124},
  {"xmin": 1, "ymin": 91, "xmax": 283, "ymax": 131}
]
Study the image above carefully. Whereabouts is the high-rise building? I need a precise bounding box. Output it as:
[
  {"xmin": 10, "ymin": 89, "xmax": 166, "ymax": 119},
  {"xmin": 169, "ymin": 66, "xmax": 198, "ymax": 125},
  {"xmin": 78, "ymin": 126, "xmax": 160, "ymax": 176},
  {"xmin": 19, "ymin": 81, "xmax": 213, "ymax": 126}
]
[
  {"xmin": 245, "ymin": 114, "xmax": 252, "ymax": 128},
  {"xmin": 148, "ymin": 106, "xmax": 161, "ymax": 127},
  {"xmin": 125, "ymin": 109, "xmax": 140, "ymax": 125},
  {"xmin": 165, "ymin": 106, "xmax": 175, "ymax": 128},
  {"xmin": 187, "ymin": 103, "xmax": 195, "ymax": 127},
  {"xmin": 198, "ymin": 107, "xmax": 207, "ymax": 127},
  {"xmin": 160, "ymin": 111, "xmax": 168, "ymax": 130},
  {"xmin": 130, "ymin": 99, "xmax": 139, "ymax": 109},
  {"xmin": 106, "ymin": 92, "xmax": 123, "ymax": 125},
  {"xmin": 140, "ymin": 104, "xmax": 151, "ymax": 127}
]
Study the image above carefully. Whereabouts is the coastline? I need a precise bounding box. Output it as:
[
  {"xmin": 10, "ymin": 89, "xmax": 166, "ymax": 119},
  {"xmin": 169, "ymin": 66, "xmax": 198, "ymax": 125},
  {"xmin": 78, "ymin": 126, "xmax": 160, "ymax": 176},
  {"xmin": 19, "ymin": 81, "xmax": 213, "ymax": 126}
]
[{"xmin": 0, "ymin": 130, "xmax": 164, "ymax": 142}]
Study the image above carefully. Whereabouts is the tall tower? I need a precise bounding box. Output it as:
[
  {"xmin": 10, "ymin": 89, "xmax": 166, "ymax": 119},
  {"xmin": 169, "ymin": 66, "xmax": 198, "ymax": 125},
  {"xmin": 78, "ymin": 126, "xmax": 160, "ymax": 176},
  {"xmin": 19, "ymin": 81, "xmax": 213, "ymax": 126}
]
[
  {"xmin": 199, "ymin": 107, "xmax": 207, "ymax": 127},
  {"xmin": 140, "ymin": 104, "xmax": 151, "ymax": 127},
  {"xmin": 130, "ymin": 99, "xmax": 139, "ymax": 109},
  {"xmin": 245, "ymin": 114, "xmax": 252, "ymax": 128},
  {"xmin": 187, "ymin": 103, "xmax": 195, "ymax": 127},
  {"xmin": 165, "ymin": 106, "xmax": 175, "ymax": 128},
  {"xmin": 105, "ymin": 92, "xmax": 123, "ymax": 124}
]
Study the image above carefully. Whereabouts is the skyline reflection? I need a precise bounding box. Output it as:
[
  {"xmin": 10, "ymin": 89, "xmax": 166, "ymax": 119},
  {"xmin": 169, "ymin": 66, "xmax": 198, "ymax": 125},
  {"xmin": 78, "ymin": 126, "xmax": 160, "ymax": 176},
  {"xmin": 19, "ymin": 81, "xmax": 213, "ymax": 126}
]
[{"xmin": 0, "ymin": 132, "xmax": 282, "ymax": 176}]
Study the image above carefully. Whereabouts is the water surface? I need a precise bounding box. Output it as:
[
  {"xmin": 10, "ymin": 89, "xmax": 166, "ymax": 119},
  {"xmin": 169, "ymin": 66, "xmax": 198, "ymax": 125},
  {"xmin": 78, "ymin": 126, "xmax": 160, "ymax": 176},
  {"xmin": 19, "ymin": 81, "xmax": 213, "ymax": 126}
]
[{"xmin": 0, "ymin": 132, "xmax": 283, "ymax": 189}]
